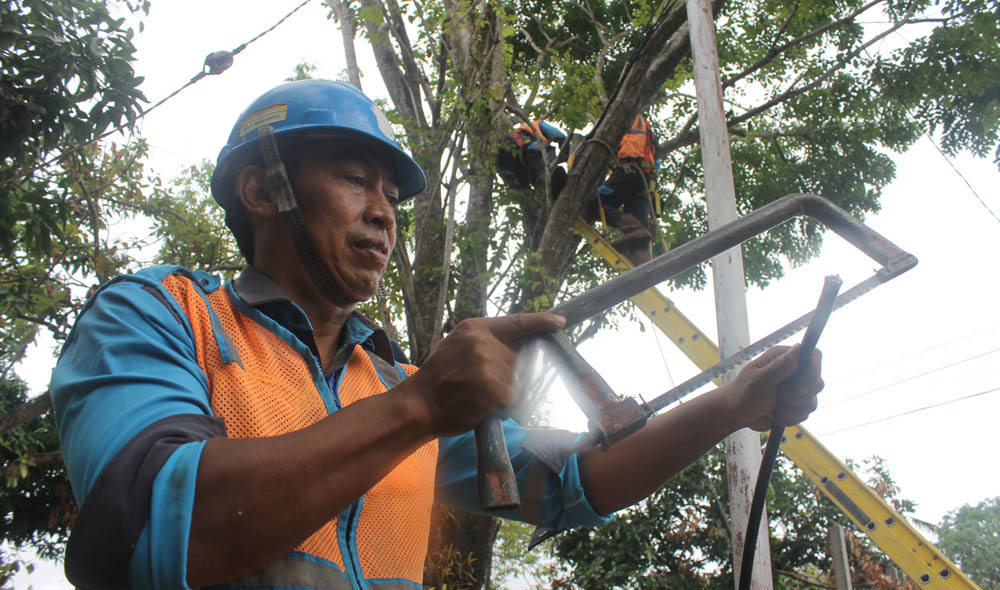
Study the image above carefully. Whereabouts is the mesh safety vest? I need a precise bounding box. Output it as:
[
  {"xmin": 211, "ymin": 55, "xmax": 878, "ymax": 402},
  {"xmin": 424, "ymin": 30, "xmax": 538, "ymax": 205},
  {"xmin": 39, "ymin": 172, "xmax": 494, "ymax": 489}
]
[
  {"xmin": 617, "ymin": 115, "xmax": 656, "ymax": 173},
  {"xmin": 162, "ymin": 273, "xmax": 437, "ymax": 590}
]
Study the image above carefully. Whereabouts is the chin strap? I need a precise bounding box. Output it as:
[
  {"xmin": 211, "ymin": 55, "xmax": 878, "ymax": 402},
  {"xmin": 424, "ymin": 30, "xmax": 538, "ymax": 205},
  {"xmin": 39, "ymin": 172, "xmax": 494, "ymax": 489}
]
[{"xmin": 257, "ymin": 125, "xmax": 351, "ymax": 305}]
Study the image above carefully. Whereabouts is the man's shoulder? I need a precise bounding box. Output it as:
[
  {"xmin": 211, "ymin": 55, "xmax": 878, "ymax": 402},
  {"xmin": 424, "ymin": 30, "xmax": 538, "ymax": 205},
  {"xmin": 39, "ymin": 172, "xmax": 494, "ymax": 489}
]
[
  {"xmin": 76, "ymin": 266, "xmax": 226, "ymax": 328},
  {"xmin": 132, "ymin": 265, "xmax": 223, "ymax": 291},
  {"xmin": 90, "ymin": 266, "xmax": 224, "ymax": 299}
]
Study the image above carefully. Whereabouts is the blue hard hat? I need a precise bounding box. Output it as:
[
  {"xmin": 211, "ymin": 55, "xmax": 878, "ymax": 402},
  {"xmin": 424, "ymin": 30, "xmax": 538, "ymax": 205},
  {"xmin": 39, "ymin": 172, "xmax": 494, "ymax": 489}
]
[{"xmin": 210, "ymin": 79, "xmax": 427, "ymax": 212}]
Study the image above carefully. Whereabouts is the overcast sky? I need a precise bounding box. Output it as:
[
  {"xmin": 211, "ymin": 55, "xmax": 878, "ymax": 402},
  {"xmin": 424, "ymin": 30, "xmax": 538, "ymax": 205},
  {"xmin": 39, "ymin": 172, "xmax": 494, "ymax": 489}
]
[{"xmin": 12, "ymin": 1, "xmax": 1000, "ymax": 587}]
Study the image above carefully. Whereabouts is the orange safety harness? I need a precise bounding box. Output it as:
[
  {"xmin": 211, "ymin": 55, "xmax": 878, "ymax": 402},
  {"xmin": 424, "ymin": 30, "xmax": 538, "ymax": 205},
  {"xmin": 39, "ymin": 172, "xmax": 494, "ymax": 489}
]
[
  {"xmin": 617, "ymin": 115, "xmax": 656, "ymax": 174},
  {"xmin": 512, "ymin": 120, "xmax": 553, "ymax": 148}
]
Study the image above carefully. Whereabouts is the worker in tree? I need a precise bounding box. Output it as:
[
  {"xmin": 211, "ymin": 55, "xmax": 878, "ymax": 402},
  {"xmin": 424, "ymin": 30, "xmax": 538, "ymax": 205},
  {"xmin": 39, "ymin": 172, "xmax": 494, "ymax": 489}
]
[
  {"xmin": 593, "ymin": 114, "xmax": 659, "ymax": 265},
  {"xmin": 496, "ymin": 119, "xmax": 568, "ymax": 198},
  {"xmin": 50, "ymin": 80, "xmax": 824, "ymax": 590}
]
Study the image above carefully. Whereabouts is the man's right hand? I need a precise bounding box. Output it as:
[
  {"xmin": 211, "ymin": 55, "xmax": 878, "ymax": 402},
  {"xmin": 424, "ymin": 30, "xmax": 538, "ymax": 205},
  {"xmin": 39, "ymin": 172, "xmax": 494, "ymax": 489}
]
[{"xmin": 400, "ymin": 313, "xmax": 566, "ymax": 437}]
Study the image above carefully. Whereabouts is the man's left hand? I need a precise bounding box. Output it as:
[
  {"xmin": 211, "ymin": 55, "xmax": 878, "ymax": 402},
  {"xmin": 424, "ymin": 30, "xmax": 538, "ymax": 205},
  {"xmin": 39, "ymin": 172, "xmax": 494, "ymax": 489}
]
[{"xmin": 726, "ymin": 345, "xmax": 824, "ymax": 431}]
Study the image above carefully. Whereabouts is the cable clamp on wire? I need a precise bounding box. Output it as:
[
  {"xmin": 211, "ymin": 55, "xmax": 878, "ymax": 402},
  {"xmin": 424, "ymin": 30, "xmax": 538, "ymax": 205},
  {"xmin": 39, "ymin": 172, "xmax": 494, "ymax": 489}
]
[{"xmin": 203, "ymin": 50, "xmax": 235, "ymax": 75}]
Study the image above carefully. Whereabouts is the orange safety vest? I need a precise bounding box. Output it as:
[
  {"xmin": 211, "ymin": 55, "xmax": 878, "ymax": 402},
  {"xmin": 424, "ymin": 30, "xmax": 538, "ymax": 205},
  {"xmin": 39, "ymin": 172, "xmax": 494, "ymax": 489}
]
[
  {"xmin": 617, "ymin": 115, "xmax": 656, "ymax": 173},
  {"xmin": 161, "ymin": 273, "xmax": 437, "ymax": 590},
  {"xmin": 512, "ymin": 120, "xmax": 553, "ymax": 148}
]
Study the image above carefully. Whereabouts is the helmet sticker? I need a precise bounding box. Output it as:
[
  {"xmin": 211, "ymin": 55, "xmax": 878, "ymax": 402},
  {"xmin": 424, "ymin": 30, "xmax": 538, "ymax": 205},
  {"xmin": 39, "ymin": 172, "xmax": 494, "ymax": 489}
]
[
  {"xmin": 371, "ymin": 104, "xmax": 395, "ymax": 141},
  {"xmin": 239, "ymin": 104, "xmax": 289, "ymax": 138}
]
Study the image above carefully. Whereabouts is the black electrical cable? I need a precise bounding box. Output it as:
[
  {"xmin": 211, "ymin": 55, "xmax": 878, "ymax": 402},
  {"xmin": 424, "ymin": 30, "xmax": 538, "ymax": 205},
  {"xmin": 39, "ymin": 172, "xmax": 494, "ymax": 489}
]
[{"xmin": 737, "ymin": 275, "xmax": 841, "ymax": 590}]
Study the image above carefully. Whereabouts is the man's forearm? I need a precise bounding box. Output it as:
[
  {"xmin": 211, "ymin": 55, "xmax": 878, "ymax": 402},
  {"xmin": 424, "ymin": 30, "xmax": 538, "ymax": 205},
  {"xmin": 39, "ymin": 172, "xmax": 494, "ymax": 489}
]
[
  {"xmin": 577, "ymin": 345, "xmax": 822, "ymax": 516},
  {"xmin": 577, "ymin": 385, "xmax": 741, "ymax": 516}
]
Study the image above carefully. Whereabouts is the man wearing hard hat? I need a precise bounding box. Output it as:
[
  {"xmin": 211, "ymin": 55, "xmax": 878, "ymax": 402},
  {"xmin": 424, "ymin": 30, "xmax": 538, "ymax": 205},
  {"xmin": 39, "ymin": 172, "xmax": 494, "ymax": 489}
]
[{"xmin": 51, "ymin": 80, "xmax": 822, "ymax": 590}]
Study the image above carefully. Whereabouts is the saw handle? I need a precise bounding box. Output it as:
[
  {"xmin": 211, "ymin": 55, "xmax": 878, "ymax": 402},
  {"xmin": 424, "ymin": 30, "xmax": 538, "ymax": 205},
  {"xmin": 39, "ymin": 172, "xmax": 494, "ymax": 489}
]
[{"xmin": 474, "ymin": 417, "xmax": 520, "ymax": 511}]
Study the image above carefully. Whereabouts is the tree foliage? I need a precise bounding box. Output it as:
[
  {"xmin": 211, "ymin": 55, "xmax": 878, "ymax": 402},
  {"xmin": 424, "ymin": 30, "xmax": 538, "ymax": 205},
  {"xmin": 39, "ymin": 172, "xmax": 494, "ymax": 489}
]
[
  {"xmin": 0, "ymin": 377, "xmax": 73, "ymax": 562},
  {"xmin": 0, "ymin": 142, "xmax": 241, "ymax": 565},
  {"xmin": 937, "ymin": 496, "xmax": 1000, "ymax": 588},
  {"xmin": 309, "ymin": 0, "xmax": 1000, "ymax": 587},
  {"xmin": 0, "ymin": 0, "xmax": 149, "ymax": 256},
  {"xmin": 541, "ymin": 452, "xmax": 918, "ymax": 589},
  {"xmin": 0, "ymin": 1, "xmax": 152, "ymax": 476}
]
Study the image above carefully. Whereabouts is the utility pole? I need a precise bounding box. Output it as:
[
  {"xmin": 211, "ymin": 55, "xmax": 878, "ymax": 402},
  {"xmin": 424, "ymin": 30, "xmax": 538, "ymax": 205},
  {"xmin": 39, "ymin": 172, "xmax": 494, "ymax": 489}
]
[
  {"xmin": 829, "ymin": 524, "xmax": 854, "ymax": 590},
  {"xmin": 684, "ymin": 1, "xmax": 774, "ymax": 588}
]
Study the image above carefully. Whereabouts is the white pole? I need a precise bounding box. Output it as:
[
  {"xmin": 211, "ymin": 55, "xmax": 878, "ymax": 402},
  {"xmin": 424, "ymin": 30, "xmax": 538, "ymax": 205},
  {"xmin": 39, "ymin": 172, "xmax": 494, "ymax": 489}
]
[
  {"xmin": 829, "ymin": 524, "xmax": 854, "ymax": 590},
  {"xmin": 684, "ymin": 1, "xmax": 774, "ymax": 589}
]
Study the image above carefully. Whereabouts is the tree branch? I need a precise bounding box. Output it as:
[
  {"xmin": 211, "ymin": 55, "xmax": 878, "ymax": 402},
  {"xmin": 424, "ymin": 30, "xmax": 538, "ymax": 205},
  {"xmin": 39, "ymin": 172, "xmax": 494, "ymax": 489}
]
[
  {"xmin": 0, "ymin": 393, "xmax": 53, "ymax": 438},
  {"xmin": 14, "ymin": 313, "xmax": 66, "ymax": 335},
  {"xmin": 775, "ymin": 569, "xmax": 835, "ymax": 589},
  {"xmin": 430, "ymin": 133, "xmax": 464, "ymax": 349},
  {"xmin": 723, "ymin": 0, "xmax": 886, "ymax": 89},
  {"xmin": 385, "ymin": 0, "xmax": 432, "ymax": 128},
  {"xmin": 25, "ymin": 450, "xmax": 63, "ymax": 466},
  {"xmin": 658, "ymin": 5, "xmax": 917, "ymax": 158},
  {"xmin": 730, "ymin": 9, "xmax": 915, "ymax": 128},
  {"xmin": 523, "ymin": 1, "xmax": 691, "ymax": 309},
  {"xmin": 358, "ymin": 0, "xmax": 420, "ymax": 130}
]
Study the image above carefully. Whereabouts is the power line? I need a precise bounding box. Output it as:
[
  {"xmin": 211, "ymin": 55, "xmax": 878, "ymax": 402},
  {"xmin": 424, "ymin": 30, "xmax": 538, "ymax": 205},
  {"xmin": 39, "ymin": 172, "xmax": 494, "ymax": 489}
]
[
  {"xmin": 865, "ymin": 39, "xmax": 1000, "ymax": 227},
  {"xmin": 820, "ymin": 385, "xmax": 1000, "ymax": 436},
  {"xmin": 820, "ymin": 345, "xmax": 1000, "ymax": 409},
  {"xmin": 827, "ymin": 325, "xmax": 1000, "ymax": 384},
  {"xmin": 649, "ymin": 316, "xmax": 676, "ymax": 388},
  {"xmin": 925, "ymin": 134, "xmax": 1000, "ymax": 225},
  {"xmin": 0, "ymin": 0, "xmax": 315, "ymax": 189}
]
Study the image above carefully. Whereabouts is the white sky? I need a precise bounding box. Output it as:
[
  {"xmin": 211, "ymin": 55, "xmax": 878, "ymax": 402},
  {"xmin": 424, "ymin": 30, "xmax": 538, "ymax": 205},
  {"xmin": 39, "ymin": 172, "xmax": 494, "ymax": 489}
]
[{"xmin": 11, "ymin": 0, "xmax": 1000, "ymax": 587}]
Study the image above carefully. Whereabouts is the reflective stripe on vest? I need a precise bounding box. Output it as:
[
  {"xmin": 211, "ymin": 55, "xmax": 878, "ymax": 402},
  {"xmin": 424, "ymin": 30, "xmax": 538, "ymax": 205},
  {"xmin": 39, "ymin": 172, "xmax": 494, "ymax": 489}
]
[
  {"xmin": 160, "ymin": 274, "xmax": 436, "ymax": 589},
  {"xmin": 617, "ymin": 116, "xmax": 655, "ymax": 170}
]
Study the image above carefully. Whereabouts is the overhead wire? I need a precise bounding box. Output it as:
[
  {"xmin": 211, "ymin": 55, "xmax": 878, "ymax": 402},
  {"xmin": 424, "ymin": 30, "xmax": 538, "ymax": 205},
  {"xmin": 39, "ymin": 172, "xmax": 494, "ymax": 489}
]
[
  {"xmin": 925, "ymin": 135, "xmax": 1000, "ymax": 225},
  {"xmin": 820, "ymin": 385, "xmax": 1000, "ymax": 436},
  {"xmin": 648, "ymin": 316, "xmax": 676, "ymax": 387},
  {"xmin": 863, "ymin": 37, "xmax": 1000, "ymax": 227},
  {"xmin": 826, "ymin": 324, "xmax": 1000, "ymax": 383},
  {"xmin": 819, "ymin": 344, "xmax": 1000, "ymax": 409},
  {"xmin": 0, "ymin": 0, "xmax": 316, "ymax": 189}
]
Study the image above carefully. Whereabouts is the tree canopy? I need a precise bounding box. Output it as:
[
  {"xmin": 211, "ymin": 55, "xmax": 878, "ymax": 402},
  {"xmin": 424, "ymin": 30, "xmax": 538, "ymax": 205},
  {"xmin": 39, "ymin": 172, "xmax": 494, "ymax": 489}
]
[{"xmin": 937, "ymin": 496, "xmax": 1000, "ymax": 589}]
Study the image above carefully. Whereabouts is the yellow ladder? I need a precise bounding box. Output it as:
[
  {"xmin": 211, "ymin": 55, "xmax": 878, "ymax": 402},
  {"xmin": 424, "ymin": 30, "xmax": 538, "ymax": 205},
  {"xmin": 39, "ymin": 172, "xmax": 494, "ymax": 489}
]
[{"xmin": 574, "ymin": 218, "xmax": 979, "ymax": 590}]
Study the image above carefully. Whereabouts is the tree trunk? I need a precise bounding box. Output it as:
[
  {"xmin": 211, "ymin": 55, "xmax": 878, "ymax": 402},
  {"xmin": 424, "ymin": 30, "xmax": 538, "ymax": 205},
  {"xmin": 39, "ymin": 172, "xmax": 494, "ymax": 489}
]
[
  {"xmin": 339, "ymin": 2, "xmax": 714, "ymax": 588},
  {"xmin": 427, "ymin": 2, "xmax": 509, "ymax": 587},
  {"xmin": 423, "ymin": 505, "xmax": 500, "ymax": 589},
  {"xmin": 327, "ymin": 0, "xmax": 362, "ymax": 89},
  {"xmin": 520, "ymin": 6, "xmax": 694, "ymax": 309}
]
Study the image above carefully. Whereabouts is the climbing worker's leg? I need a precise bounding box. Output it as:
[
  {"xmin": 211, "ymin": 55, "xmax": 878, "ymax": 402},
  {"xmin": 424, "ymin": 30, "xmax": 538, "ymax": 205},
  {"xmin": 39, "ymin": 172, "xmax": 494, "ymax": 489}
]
[
  {"xmin": 606, "ymin": 165, "xmax": 653, "ymax": 264},
  {"xmin": 550, "ymin": 165, "xmax": 567, "ymax": 200},
  {"xmin": 496, "ymin": 137, "xmax": 532, "ymax": 189}
]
